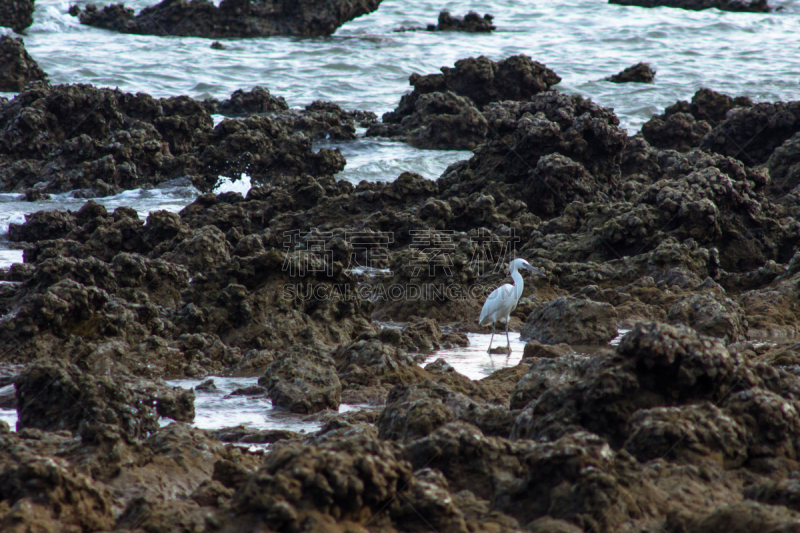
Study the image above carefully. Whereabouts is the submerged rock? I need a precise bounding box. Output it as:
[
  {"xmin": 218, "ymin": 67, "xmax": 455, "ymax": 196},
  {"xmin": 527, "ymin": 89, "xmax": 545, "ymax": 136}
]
[
  {"xmin": 76, "ymin": 0, "xmax": 384, "ymax": 38},
  {"xmin": 0, "ymin": 36, "xmax": 46, "ymax": 92},
  {"xmin": 426, "ymin": 11, "xmax": 495, "ymax": 32},
  {"xmin": 607, "ymin": 62, "xmax": 655, "ymax": 83}
]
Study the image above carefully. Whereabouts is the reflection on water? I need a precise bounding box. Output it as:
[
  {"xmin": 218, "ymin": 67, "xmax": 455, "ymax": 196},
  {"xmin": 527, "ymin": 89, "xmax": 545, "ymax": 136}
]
[{"xmin": 425, "ymin": 328, "xmax": 631, "ymax": 380}]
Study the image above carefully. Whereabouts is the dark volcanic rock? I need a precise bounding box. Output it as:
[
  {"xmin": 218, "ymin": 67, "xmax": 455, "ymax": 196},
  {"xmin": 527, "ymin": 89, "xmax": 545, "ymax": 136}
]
[
  {"xmin": 0, "ymin": 36, "xmax": 46, "ymax": 92},
  {"xmin": 766, "ymin": 131, "xmax": 800, "ymax": 198},
  {"xmin": 0, "ymin": 83, "xmax": 345, "ymax": 194},
  {"xmin": 642, "ymin": 88, "xmax": 753, "ymax": 151},
  {"xmin": 77, "ymin": 0, "xmax": 384, "ymax": 38},
  {"xmin": 609, "ymin": 0, "xmax": 770, "ymax": 12},
  {"xmin": 368, "ymin": 90, "xmax": 488, "ymax": 150},
  {"xmin": 531, "ymin": 149, "xmax": 798, "ymax": 271},
  {"xmin": 377, "ymin": 380, "xmax": 516, "ymax": 440},
  {"xmin": 427, "ymin": 11, "xmax": 495, "ymax": 32},
  {"xmin": 0, "ymin": 0, "xmax": 34, "ymax": 33},
  {"xmin": 207, "ymin": 90, "xmax": 372, "ymax": 140},
  {"xmin": 701, "ymin": 101, "xmax": 800, "ymax": 166},
  {"xmin": 383, "ymin": 55, "xmax": 561, "ymax": 124},
  {"xmin": 371, "ymin": 54, "xmax": 560, "ymax": 150},
  {"xmin": 214, "ymin": 86, "xmax": 288, "ymax": 116},
  {"xmin": 607, "ymin": 62, "xmax": 655, "ymax": 83},
  {"xmin": 439, "ymin": 91, "xmax": 626, "ymax": 218},
  {"xmin": 642, "ymin": 112, "xmax": 712, "ymax": 152}
]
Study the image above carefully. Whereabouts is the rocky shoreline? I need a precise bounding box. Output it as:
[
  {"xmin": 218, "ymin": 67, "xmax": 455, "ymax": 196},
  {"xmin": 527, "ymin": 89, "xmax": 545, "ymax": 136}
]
[
  {"xmin": 2, "ymin": 2, "xmax": 800, "ymax": 530},
  {"xmin": 72, "ymin": 0, "xmax": 385, "ymax": 38}
]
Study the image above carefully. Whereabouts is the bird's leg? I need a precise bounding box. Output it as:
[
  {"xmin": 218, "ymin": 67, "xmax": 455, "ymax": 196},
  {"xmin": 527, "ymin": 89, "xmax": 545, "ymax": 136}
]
[
  {"xmin": 487, "ymin": 323, "xmax": 496, "ymax": 354},
  {"xmin": 505, "ymin": 320, "xmax": 511, "ymax": 355}
]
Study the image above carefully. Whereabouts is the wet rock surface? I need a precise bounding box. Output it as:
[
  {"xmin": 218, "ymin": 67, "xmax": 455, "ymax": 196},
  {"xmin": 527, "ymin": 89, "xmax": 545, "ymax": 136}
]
[
  {"xmin": 0, "ymin": 36, "xmax": 46, "ymax": 92},
  {"xmin": 75, "ymin": 0, "xmax": 384, "ymax": 38},
  {"xmin": 609, "ymin": 0, "xmax": 770, "ymax": 12},
  {"xmin": 0, "ymin": 83, "xmax": 346, "ymax": 194}
]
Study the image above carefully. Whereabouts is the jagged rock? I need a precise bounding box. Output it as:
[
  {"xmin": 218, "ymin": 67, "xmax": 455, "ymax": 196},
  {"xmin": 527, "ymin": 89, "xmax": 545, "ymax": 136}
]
[
  {"xmin": 0, "ymin": 0, "xmax": 35, "ymax": 33},
  {"xmin": 0, "ymin": 424, "xmax": 115, "ymax": 531},
  {"xmin": 15, "ymin": 359, "xmax": 194, "ymax": 440},
  {"xmin": 701, "ymin": 101, "xmax": 800, "ymax": 166},
  {"xmin": 623, "ymin": 403, "xmax": 748, "ymax": 467},
  {"xmin": 77, "ymin": 0, "xmax": 384, "ymax": 38},
  {"xmin": 724, "ymin": 387, "xmax": 800, "ymax": 462},
  {"xmin": 666, "ymin": 501, "xmax": 800, "ymax": 533},
  {"xmin": 441, "ymin": 92, "xmax": 626, "ymax": 219},
  {"xmin": 745, "ymin": 477, "xmax": 800, "ymax": 512},
  {"xmin": 161, "ymin": 225, "xmax": 231, "ymax": 274},
  {"xmin": 642, "ymin": 112, "xmax": 712, "ymax": 152},
  {"xmin": 0, "ymin": 83, "xmax": 345, "ymax": 194},
  {"xmin": 258, "ymin": 345, "xmax": 341, "ymax": 413},
  {"xmin": 607, "ymin": 62, "xmax": 655, "ymax": 83},
  {"xmin": 766, "ymin": 131, "xmax": 800, "ymax": 198},
  {"xmin": 667, "ymin": 291, "xmax": 748, "ymax": 341},
  {"xmin": 368, "ymin": 90, "xmax": 488, "ymax": 150},
  {"xmin": 642, "ymin": 88, "xmax": 753, "ymax": 151},
  {"xmin": 383, "ymin": 55, "xmax": 560, "ymax": 125},
  {"xmin": 210, "ymin": 426, "xmax": 299, "ymax": 444},
  {"xmin": 9, "ymin": 209, "xmax": 76, "ymax": 243},
  {"xmin": 521, "ymin": 297, "xmax": 619, "ymax": 345},
  {"xmin": 0, "ymin": 36, "xmax": 46, "ymax": 92},
  {"xmin": 512, "ymin": 322, "xmax": 759, "ymax": 446},
  {"xmin": 377, "ymin": 381, "xmax": 515, "ymax": 440},
  {"xmin": 509, "ymin": 355, "xmax": 588, "ymax": 410},
  {"xmin": 521, "ymin": 340, "xmax": 572, "ymax": 360},
  {"xmin": 214, "ymin": 86, "xmax": 288, "ymax": 116},
  {"xmin": 426, "ymin": 11, "xmax": 495, "ymax": 32},
  {"xmin": 228, "ymin": 435, "xmax": 415, "ymax": 531}
]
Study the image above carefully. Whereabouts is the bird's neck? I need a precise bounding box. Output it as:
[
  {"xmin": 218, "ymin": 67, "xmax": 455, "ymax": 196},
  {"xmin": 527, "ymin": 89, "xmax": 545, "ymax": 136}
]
[{"xmin": 511, "ymin": 268, "xmax": 524, "ymax": 303}]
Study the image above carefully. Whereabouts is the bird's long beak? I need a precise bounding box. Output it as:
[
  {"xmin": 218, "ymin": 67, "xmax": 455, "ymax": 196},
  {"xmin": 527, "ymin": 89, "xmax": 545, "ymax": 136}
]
[{"xmin": 526, "ymin": 265, "xmax": 544, "ymax": 275}]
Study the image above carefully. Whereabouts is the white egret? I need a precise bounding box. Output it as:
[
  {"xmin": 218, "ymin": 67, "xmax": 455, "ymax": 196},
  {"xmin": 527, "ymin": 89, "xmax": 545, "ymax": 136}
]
[{"xmin": 479, "ymin": 258, "xmax": 543, "ymax": 354}]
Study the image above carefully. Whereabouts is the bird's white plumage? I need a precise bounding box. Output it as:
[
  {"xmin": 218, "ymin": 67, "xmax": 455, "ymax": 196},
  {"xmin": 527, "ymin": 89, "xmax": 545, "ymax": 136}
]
[
  {"xmin": 479, "ymin": 258, "xmax": 542, "ymax": 354},
  {"xmin": 479, "ymin": 282, "xmax": 519, "ymax": 326}
]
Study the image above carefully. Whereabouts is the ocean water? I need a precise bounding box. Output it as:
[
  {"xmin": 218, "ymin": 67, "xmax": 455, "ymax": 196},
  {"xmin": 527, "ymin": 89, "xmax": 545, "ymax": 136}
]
[{"xmin": 0, "ymin": 0, "xmax": 797, "ymax": 432}]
